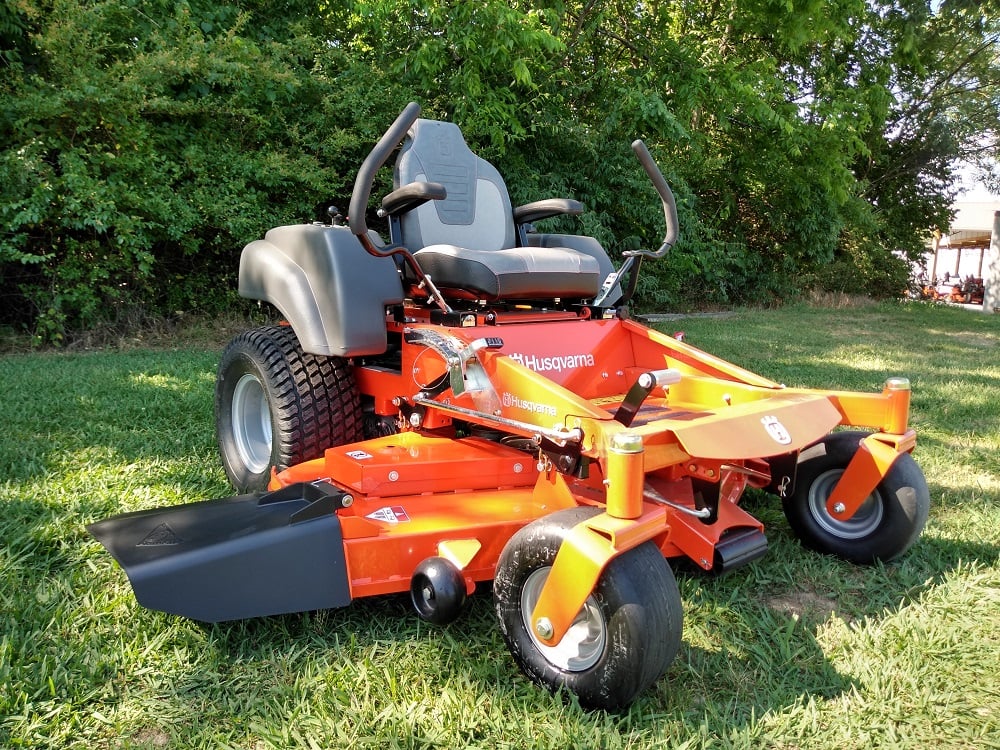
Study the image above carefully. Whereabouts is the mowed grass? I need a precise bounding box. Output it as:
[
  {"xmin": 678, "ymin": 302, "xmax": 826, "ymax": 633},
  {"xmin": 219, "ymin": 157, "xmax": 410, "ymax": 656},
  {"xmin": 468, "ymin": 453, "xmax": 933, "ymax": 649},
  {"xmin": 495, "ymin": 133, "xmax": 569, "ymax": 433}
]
[{"xmin": 1, "ymin": 301, "xmax": 998, "ymax": 749}]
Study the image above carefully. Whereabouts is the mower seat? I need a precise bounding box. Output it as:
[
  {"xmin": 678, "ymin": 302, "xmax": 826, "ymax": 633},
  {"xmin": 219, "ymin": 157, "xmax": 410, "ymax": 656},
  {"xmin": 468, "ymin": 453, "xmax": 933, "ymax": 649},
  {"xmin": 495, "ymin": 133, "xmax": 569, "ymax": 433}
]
[{"xmin": 392, "ymin": 118, "xmax": 607, "ymax": 301}]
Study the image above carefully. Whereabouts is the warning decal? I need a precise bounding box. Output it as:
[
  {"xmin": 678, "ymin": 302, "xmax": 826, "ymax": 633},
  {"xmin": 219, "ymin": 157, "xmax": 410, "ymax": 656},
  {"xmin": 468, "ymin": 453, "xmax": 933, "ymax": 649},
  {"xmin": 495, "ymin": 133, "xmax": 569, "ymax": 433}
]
[
  {"xmin": 137, "ymin": 522, "xmax": 182, "ymax": 547},
  {"xmin": 365, "ymin": 506, "xmax": 410, "ymax": 524}
]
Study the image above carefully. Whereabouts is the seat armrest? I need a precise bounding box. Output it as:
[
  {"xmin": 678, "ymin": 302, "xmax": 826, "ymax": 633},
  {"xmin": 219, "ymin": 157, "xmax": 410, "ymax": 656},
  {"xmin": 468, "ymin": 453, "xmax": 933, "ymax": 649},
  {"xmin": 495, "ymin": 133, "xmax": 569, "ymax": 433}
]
[
  {"xmin": 380, "ymin": 181, "xmax": 447, "ymax": 217},
  {"xmin": 513, "ymin": 198, "xmax": 584, "ymax": 225}
]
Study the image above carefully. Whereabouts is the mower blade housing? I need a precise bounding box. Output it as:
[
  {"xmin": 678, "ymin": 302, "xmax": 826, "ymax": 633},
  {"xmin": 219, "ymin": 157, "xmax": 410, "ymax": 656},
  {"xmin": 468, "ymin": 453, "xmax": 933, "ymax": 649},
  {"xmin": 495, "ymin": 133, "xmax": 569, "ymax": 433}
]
[{"xmin": 87, "ymin": 482, "xmax": 351, "ymax": 622}]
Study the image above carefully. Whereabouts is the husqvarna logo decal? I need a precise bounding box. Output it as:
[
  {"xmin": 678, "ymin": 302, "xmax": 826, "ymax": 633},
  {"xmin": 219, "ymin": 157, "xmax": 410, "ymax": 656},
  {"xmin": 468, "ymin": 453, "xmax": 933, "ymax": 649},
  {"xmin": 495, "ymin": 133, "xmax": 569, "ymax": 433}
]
[
  {"xmin": 508, "ymin": 352, "xmax": 595, "ymax": 373},
  {"xmin": 502, "ymin": 391, "xmax": 557, "ymax": 417},
  {"xmin": 761, "ymin": 415, "xmax": 792, "ymax": 445}
]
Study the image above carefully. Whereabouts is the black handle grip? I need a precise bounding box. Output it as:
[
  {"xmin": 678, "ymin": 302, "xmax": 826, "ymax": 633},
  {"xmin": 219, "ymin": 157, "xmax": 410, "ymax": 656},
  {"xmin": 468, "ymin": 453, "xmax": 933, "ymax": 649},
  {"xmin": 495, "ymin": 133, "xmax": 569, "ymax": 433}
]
[
  {"xmin": 349, "ymin": 102, "xmax": 422, "ymax": 237},
  {"xmin": 631, "ymin": 139, "xmax": 678, "ymax": 257}
]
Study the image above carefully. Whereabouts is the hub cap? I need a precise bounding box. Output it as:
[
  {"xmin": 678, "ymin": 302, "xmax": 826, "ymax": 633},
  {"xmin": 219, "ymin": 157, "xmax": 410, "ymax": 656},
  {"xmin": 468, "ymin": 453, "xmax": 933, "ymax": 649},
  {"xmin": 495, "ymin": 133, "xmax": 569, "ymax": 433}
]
[
  {"xmin": 521, "ymin": 567, "xmax": 607, "ymax": 672},
  {"xmin": 808, "ymin": 468, "xmax": 884, "ymax": 539},
  {"xmin": 231, "ymin": 373, "xmax": 272, "ymax": 473}
]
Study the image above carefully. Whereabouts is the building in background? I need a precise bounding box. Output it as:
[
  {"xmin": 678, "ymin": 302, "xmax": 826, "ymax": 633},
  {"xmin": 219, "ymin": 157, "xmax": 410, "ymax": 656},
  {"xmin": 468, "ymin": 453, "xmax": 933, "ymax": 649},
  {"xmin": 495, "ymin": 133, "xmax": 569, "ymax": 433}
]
[{"xmin": 923, "ymin": 201, "xmax": 1000, "ymax": 313}]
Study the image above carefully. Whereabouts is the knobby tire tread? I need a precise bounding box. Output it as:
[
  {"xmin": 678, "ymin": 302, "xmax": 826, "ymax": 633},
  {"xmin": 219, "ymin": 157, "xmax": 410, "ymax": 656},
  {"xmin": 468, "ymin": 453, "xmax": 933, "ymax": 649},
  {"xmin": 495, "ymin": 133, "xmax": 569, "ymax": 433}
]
[
  {"xmin": 217, "ymin": 325, "xmax": 362, "ymax": 490},
  {"xmin": 253, "ymin": 325, "xmax": 363, "ymax": 470}
]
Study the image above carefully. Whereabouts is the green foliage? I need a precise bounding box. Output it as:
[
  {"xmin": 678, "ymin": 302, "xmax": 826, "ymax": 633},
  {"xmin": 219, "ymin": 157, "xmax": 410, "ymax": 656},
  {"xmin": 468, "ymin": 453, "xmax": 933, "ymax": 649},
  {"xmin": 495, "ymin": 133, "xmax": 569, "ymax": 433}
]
[
  {"xmin": 844, "ymin": 0, "xmax": 989, "ymax": 267},
  {"xmin": 0, "ymin": 0, "xmax": 344, "ymax": 341},
  {"xmin": 1, "ymin": 0, "xmax": 998, "ymax": 340},
  {"xmin": 341, "ymin": 0, "xmax": 563, "ymax": 147}
]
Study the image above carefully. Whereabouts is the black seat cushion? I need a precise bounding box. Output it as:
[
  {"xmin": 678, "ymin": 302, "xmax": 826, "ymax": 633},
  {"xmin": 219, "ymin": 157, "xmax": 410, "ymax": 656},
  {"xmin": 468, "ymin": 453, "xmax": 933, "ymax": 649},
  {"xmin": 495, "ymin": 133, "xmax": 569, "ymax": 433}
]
[{"xmin": 414, "ymin": 244, "xmax": 601, "ymax": 299}]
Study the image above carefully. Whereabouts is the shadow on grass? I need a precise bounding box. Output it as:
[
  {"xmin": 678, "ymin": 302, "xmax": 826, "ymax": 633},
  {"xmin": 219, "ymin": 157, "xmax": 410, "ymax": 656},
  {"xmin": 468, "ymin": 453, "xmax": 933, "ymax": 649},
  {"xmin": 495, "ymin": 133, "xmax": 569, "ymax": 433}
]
[
  {"xmin": 68, "ymin": 462, "xmax": 998, "ymax": 744},
  {"xmin": 64, "ymin": 506, "xmax": 998, "ymax": 747},
  {"xmin": 129, "ymin": 581, "xmax": 854, "ymax": 748},
  {"xmin": 133, "ymin": 554, "xmax": 861, "ymax": 728}
]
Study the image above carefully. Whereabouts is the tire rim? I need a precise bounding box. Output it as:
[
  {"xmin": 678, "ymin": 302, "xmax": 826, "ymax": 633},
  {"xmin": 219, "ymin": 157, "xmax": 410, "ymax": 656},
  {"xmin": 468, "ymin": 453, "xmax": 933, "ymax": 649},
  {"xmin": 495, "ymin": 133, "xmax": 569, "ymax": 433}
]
[
  {"xmin": 807, "ymin": 468, "xmax": 884, "ymax": 539},
  {"xmin": 231, "ymin": 373, "xmax": 272, "ymax": 474},
  {"xmin": 520, "ymin": 567, "xmax": 607, "ymax": 672}
]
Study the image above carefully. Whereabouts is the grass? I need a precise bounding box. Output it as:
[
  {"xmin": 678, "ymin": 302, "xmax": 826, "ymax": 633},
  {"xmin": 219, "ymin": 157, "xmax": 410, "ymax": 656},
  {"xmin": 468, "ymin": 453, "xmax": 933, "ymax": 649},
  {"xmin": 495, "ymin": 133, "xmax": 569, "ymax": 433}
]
[{"xmin": 2, "ymin": 300, "xmax": 998, "ymax": 749}]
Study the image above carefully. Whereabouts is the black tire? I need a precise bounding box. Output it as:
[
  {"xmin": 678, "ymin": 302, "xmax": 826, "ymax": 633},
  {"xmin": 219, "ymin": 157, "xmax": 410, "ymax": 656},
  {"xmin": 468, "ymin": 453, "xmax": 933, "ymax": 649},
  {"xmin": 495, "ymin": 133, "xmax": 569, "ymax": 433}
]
[
  {"xmin": 782, "ymin": 431, "xmax": 930, "ymax": 564},
  {"xmin": 215, "ymin": 325, "xmax": 363, "ymax": 492},
  {"xmin": 494, "ymin": 507, "xmax": 683, "ymax": 711}
]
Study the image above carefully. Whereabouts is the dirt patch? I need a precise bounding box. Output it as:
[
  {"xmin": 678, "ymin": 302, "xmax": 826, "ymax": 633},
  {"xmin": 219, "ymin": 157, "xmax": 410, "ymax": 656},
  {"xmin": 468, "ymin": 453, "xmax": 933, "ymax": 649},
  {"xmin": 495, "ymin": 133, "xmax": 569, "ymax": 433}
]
[
  {"xmin": 766, "ymin": 590, "xmax": 848, "ymax": 624},
  {"xmin": 131, "ymin": 728, "xmax": 171, "ymax": 748}
]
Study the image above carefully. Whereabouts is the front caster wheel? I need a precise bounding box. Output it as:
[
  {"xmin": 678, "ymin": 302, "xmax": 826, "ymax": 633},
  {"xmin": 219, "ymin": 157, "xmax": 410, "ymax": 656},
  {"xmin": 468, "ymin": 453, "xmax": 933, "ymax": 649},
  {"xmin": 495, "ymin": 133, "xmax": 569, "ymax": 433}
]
[
  {"xmin": 494, "ymin": 507, "xmax": 683, "ymax": 711},
  {"xmin": 783, "ymin": 431, "xmax": 930, "ymax": 564}
]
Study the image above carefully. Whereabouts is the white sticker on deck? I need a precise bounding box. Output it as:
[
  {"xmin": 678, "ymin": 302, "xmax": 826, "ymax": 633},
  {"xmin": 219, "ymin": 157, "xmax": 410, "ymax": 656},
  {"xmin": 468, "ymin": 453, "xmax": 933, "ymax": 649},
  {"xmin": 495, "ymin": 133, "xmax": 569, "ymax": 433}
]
[{"xmin": 365, "ymin": 506, "xmax": 410, "ymax": 523}]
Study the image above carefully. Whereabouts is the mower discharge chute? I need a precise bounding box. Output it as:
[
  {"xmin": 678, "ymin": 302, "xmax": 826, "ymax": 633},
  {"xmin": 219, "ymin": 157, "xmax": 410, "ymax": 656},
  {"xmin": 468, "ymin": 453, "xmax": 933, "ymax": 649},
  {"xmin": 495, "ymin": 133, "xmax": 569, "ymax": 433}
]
[{"xmin": 89, "ymin": 103, "xmax": 930, "ymax": 711}]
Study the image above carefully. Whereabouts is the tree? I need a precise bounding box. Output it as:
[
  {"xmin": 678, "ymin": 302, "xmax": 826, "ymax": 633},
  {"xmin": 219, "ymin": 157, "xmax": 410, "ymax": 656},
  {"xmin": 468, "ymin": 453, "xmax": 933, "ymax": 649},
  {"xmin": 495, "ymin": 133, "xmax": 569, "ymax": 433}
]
[
  {"xmin": 2, "ymin": 0, "xmax": 998, "ymax": 341},
  {"xmin": 0, "ymin": 0, "xmax": 338, "ymax": 339},
  {"xmin": 826, "ymin": 0, "xmax": 1000, "ymax": 294}
]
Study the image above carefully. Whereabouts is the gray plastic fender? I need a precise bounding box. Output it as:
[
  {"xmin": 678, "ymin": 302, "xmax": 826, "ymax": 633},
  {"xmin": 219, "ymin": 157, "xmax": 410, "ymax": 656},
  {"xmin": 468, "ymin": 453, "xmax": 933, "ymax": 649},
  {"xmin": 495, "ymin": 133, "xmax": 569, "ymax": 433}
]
[{"xmin": 239, "ymin": 224, "xmax": 404, "ymax": 357}]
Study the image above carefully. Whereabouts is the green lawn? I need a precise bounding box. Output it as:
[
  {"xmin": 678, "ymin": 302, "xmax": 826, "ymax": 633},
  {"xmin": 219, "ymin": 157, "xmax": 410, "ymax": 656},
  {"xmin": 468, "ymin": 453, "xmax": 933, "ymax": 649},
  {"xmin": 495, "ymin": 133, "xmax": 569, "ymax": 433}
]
[{"xmin": 2, "ymin": 301, "xmax": 998, "ymax": 749}]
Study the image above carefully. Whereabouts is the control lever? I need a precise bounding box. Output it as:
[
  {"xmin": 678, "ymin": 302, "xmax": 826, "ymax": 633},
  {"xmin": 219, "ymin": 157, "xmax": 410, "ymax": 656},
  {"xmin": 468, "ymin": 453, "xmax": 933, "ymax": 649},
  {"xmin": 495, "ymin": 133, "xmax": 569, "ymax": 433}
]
[
  {"xmin": 593, "ymin": 140, "xmax": 679, "ymax": 308},
  {"xmin": 614, "ymin": 368, "xmax": 682, "ymax": 427}
]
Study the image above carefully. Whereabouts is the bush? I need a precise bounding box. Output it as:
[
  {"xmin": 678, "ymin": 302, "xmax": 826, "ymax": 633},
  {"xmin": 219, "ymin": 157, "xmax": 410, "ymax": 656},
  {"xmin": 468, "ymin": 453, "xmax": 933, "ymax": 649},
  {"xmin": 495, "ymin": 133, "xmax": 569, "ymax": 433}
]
[
  {"xmin": 0, "ymin": 0, "xmax": 346, "ymax": 342},
  {"xmin": 2, "ymin": 0, "xmax": 977, "ymax": 340}
]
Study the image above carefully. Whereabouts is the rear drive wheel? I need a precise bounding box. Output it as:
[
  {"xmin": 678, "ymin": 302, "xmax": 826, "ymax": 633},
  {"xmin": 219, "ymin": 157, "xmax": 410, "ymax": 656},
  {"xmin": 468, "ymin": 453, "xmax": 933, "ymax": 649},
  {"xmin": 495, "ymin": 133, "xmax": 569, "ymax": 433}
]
[
  {"xmin": 494, "ymin": 507, "xmax": 683, "ymax": 711},
  {"xmin": 215, "ymin": 325, "xmax": 362, "ymax": 492},
  {"xmin": 782, "ymin": 431, "xmax": 930, "ymax": 563}
]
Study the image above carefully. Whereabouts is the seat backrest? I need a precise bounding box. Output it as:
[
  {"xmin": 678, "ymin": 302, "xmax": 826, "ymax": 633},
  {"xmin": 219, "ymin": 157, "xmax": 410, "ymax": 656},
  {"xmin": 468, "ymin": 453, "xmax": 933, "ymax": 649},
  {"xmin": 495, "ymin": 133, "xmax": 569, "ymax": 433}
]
[{"xmin": 394, "ymin": 119, "xmax": 516, "ymax": 252}]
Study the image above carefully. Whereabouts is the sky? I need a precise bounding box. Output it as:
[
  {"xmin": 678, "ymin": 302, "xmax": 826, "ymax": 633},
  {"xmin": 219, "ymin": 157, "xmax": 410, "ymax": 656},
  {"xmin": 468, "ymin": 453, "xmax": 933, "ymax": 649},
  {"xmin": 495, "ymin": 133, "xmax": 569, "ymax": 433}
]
[{"xmin": 954, "ymin": 163, "xmax": 1000, "ymax": 203}]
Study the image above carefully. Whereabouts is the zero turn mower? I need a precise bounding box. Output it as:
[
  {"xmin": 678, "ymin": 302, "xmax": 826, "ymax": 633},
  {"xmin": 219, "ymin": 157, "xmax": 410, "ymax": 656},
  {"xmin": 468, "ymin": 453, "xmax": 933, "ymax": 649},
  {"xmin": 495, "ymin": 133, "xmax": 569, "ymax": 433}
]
[{"xmin": 90, "ymin": 104, "xmax": 930, "ymax": 710}]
